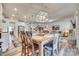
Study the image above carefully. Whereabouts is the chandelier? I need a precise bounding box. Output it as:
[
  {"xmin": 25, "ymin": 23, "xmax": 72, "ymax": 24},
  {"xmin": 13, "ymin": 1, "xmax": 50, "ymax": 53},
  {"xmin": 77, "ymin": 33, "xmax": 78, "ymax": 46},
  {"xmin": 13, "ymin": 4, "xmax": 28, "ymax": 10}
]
[{"xmin": 36, "ymin": 11, "xmax": 48, "ymax": 22}]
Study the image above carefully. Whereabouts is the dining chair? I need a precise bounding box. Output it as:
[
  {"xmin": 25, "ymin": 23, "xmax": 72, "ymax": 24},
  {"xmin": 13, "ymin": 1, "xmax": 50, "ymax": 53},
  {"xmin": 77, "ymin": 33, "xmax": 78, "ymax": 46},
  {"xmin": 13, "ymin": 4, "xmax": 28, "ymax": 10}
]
[
  {"xmin": 44, "ymin": 33, "xmax": 60, "ymax": 56},
  {"xmin": 25, "ymin": 31, "xmax": 34, "ymax": 56},
  {"xmin": 20, "ymin": 32, "xmax": 27, "ymax": 56},
  {"xmin": 53, "ymin": 33, "xmax": 60, "ymax": 56},
  {"xmin": 44, "ymin": 41, "xmax": 53, "ymax": 56},
  {"xmin": 20, "ymin": 31, "xmax": 35, "ymax": 56}
]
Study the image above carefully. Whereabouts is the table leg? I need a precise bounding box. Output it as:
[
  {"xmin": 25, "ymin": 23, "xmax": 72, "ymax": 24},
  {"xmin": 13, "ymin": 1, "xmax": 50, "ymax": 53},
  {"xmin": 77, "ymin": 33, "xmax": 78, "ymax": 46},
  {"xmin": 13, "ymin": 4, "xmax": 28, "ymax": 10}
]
[{"xmin": 39, "ymin": 42, "xmax": 43, "ymax": 56}]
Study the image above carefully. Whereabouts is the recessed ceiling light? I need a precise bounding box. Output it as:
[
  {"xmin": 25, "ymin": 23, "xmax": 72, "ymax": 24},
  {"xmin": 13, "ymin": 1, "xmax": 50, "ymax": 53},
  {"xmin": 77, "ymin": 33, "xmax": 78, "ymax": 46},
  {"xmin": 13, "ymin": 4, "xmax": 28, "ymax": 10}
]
[
  {"xmin": 14, "ymin": 8, "xmax": 18, "ymax": 11},
  {"xmin": 24, "ymin": 16, "xmax": 27, "ymax": 19}
]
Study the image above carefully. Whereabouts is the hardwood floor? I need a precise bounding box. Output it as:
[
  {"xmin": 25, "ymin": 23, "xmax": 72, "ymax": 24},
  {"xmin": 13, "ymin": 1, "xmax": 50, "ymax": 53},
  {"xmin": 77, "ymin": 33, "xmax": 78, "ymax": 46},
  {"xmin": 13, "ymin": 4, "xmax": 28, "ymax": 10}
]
[
  {"xmin": 2, "ymin": 44, "xmax": 39, "ymax": 56},
  {"xmin": 2, "ymin": 46, "xmax": 22, "ymax": 56}
]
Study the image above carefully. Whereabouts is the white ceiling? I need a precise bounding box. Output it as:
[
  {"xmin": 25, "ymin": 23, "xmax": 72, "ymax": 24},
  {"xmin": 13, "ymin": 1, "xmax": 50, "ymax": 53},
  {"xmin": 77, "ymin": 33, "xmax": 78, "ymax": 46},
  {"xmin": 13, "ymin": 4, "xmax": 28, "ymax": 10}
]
[{"xmin": 2, "ymin": 3, "xmax": 79, "ymax": 21}]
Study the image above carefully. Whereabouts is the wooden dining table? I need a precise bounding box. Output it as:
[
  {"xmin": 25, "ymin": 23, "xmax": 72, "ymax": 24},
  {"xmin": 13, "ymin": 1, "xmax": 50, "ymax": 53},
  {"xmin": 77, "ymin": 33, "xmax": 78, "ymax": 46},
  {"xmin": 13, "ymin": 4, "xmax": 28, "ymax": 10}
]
[{"xmin": 32, "ymin": 34, "xmax": 54, "ymax": 56}]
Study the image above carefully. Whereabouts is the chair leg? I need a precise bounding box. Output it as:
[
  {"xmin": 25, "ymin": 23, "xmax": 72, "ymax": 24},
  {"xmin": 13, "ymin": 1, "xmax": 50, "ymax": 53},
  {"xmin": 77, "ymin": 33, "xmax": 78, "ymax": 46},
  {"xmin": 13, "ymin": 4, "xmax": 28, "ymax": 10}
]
[
  {"xmin": 32, "ymin": 43, "xmax": 34, "ymax": 55},
  {"xmin": 24, "ymin": 47, "xmax": 27, "ymax": 56},
  {"xmin": 21, "ymin": 46, "xmax": 24, "ymax": 56},
  {"xmin": 26, "ymin": 46, "xmax": 29, "ymax": 56},
  {"xmin": 53, "ymin": 49, "xmax": 58, "ymax": 56}
]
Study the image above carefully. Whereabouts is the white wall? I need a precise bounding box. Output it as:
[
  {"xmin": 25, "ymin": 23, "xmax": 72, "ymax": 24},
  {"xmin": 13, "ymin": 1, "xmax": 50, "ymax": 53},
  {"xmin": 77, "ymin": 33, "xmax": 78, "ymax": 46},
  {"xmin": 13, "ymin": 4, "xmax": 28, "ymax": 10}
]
[
  {"xmin": 0, "ymin": 3, "xmax": 2, "ymax": 28},
  {"xmin": 0, "ymin": 3, "xmax": 2, "ymax": 17}
]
